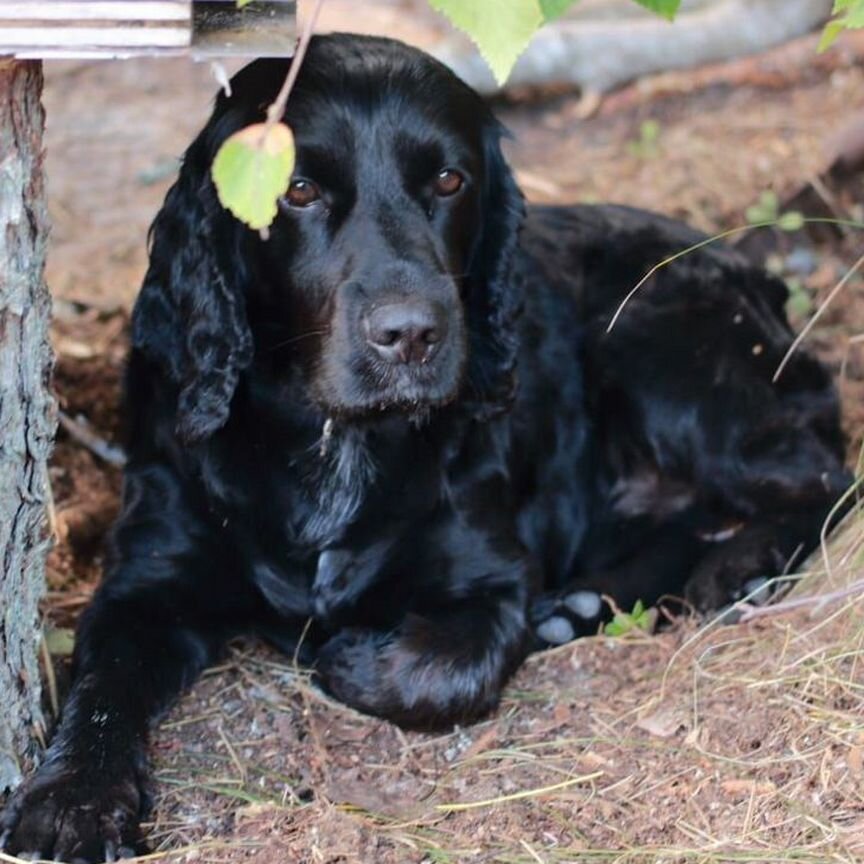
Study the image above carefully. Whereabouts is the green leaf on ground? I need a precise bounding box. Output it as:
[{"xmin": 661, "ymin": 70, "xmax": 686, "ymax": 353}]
[
  {"xmin": 627, "ymin": 118, "xmax": 662, "ymax": 158},
  {"xmin": 237, "ymin": 0, "xmax": 254, "ymax": 8},
  {"xmin": 785, "ymin": 278, "xmax": 814, "ymax": 319},
  {"xmin": 746, "ymin": 190, "xmax": 780, "ymax": 225},
  {"xmin": 429, "ymin": 0, "xmax": 544, "ymax": 84},
  {"xmin": 212, "ymin": 122, "xmax": 295, "ymax": 231},
  {"xmin": 631, "ymin": 0, "xmax": 682, "ymax": 20}
]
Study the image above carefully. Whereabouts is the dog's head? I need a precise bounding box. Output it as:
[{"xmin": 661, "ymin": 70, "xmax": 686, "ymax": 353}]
[{"xmin": 133, "ymin": 34, "xmax": 524, "ymax": 441}]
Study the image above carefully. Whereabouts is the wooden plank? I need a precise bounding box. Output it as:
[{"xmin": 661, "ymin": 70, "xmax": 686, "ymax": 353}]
[
  {"xmin": 0, "ymin": 27, "xmax": 190, "ymax": 48},
  {"xmin": 0, "ymin": 0, "xmax": 294, "ymax": 57},
  {"xmin": 0, "ymin": 3, "xmax": 189, "ymax": 22}
]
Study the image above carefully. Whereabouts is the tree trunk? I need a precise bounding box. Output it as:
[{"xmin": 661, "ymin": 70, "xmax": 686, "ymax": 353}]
[{"xmin": 0, "ymin": 59, "xmax": 54, "ymax": 794}]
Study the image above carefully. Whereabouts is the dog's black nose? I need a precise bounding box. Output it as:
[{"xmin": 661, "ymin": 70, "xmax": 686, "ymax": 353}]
[{"xmin": 365, "ymin": 301, "xmax": 446, "ymax": 364}]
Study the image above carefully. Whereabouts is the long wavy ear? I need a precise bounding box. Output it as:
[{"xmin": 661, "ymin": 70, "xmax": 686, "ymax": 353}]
[
  {"xmin": 466, "ymin": 121, "xmax": 525, "ymax": 417},
  {"xmin": 131, "ymin": 113, "xmax": 256, "ymax": 444}
]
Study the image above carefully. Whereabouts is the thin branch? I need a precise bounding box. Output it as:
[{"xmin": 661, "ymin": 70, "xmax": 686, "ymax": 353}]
[
  {"xmin": 773, "ymin": 248, "xmax": 864, "ymax": 382},
  {"xmin": 57, "ymin": 410, "xmax": 126, "ymax": 467},
  {"xmin": 265, "ymin": 0, "xmax": 327, "ymax": 128},
  {"xmin": 737, "ymin": 578, "xmax": 864, "ymax": 623}
]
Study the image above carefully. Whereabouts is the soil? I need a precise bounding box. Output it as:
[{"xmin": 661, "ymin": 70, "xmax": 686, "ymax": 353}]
[{"xmin": 24, "ymin": 7, "xmax": 864, "ymax": 863}]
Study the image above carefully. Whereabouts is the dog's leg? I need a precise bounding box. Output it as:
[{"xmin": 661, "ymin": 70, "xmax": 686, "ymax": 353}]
[{"xmin": 0, "ymin": 465, "xmax": 261, "ymax": 863}]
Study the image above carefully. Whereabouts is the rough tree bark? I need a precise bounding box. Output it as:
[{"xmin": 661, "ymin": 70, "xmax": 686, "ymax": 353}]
[{"xmin": 0, "ymin": 59, "xmax": 54, "ymax": 794}]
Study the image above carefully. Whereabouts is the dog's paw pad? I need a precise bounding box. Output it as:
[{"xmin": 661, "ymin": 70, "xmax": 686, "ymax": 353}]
[
  {"xmin": 531, "ymin": 589, "xmax": 603, "ymax": 646},
  {"xmin": 743, "ymin": 577, "xmax": 772, "ymax": 605},
  {"xmin": 563, "ymin": 590, "xmax": 602, "ymax": 620},
  {"xmin": 535, "ymin": 615, "xmax": 575, "ymax": 645}
]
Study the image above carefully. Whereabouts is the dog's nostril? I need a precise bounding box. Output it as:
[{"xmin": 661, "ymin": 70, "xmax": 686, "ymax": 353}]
[
  {"xmin": 365, "ymin": 302, "xmax": 448, "ymax": 364},
  {"xmin": 378, "ymin": 329, "xmax": 402, "ymax": 347},
  {"xmin": 421, "ymin": 326, "xmax": 441, "ymax": 345}
]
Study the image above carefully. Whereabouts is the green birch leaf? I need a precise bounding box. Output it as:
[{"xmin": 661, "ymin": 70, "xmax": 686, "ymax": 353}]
[
  {"xmin": 820, "ymin": 0, "xmax": 864, "ymax": 51},
  {"xmin": 539, "ymin": 0, "xmax": 577, "ymax": 21},
  {"xmin": 212, "ymin": 122, "xmax": 295, "ymax": 231},
  {"xmin": 631, "ymin": 0, "xmax": 682, "ymax": 20},
  {"xmin": 429, "ymin": 0, "xmax": 544, "ymax": 84},
  {"xmin": 819, "ymin": 20, "xmax": 846, "ymax": 51}
]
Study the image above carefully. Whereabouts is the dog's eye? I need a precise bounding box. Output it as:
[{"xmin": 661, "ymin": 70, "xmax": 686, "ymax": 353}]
[
  {"xmin": 433, "ymin": 168, "xmax": 464, "ymax": 197},
  {"xmin": 284, "ymin": 179, "xmax": 321, "ymax": 208}
]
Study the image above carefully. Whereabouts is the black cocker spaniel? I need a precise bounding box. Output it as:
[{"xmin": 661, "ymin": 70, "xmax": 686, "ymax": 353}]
[{"xmin": 1, "ymin": 34, "xmax": 850, "ymax": 862}]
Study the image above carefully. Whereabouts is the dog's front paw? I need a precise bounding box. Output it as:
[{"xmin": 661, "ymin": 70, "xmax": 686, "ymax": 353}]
[
  {"xmin": 316, "ymin": 627, "xmax": 396, "ymax": 715},
  {"xmin": 316, "ymin": 601, "xmax": 524, "ymax": 729},
  {"xmin": 0, "ymin": 756, "xmax": 147, "ymax": 863}
]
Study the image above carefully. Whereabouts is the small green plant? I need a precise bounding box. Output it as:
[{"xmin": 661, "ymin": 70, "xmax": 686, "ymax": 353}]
[
  {"xmin": 627, "ymin": 119, "xmax": 662, "ymax": 159},
  {"xmin": 745, "ymin": 191, "xmax": 805, "ymax": 232},
  {"xmin": 785, "ymin": 277, "xmax": 814, "ymax": 319},
  {"xmin": 603, "ymin": 599, "xmax": 654, "ymax": 637}
]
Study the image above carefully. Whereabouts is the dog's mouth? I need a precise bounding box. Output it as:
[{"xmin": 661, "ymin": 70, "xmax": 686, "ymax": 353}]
[
  {"xmin": 330, "ymin": 364, "xmax": 463, "ymax": 418},
  {"xmin": 312, "ymin": 334, "xmax": 466, "ymax": 421}
]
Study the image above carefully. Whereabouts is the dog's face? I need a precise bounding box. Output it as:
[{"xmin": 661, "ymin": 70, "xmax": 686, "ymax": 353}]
[
  {"xmin": 135, "ymin": 35, "xmax": 523, "ymax": 441},
  {"xmin": 245, "ymin": 39, "xmax": 501, "ymax": 416}
]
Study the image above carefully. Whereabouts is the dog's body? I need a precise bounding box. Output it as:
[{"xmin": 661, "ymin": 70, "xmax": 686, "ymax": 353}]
[{"xmin": 1, "ymin": 35, "xmax": 848, "ymax": 862}]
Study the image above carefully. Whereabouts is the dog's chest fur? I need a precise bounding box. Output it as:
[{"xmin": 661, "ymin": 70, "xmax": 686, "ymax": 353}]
[{"xmin": 294, "ymin": 424, "xmax": 378, "ymax": 548}]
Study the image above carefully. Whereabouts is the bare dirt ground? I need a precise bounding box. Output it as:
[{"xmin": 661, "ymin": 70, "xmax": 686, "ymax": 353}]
[{"xmin": 24, "ymin": 7, "xmax": 864, "ymax": 863}]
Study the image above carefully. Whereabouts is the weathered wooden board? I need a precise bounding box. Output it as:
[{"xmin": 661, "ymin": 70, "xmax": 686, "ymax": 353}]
[{"xmin": 0, "ymin": 0, "xmax": 296, "ymax": 59}]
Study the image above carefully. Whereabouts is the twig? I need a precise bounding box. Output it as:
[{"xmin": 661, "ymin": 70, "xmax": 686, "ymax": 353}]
[
  {"xmin": 265, "ymin": 0, "xmax": 327, "ymax": 128},
  {"xmin": 435, "ymin": 771, "xmax": 604, "ymax": 812},
  {"xmin": 57, "ymin": 410, "xmax": 126, "ymax": 467},
  {"xmin": 736, "ymin": 578, "xmax": 864, "ymax": 623},
  {"xmin": 773, "ymin": 249, "xmax": 864, "ymax": 382},
  {"xmin": 818, "ymin": 474, "xmax": 862, "ymax": 581}
]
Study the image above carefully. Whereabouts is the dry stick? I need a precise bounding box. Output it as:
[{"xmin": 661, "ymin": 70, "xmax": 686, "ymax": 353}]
[
  {"xmin": 737, "ymin": 577, "xmax": 864, "ymax": 623},
  {"xmin": 265, "ymin": 0, "xmax": 327, "ymax": 129},
  {"xmin": 606, "ymin": 216, "xmax": 864, "ymax": 335},
  {"xmin": 773, "ymin": 248, "xmax": 864, "ymax": 382},
  {"xmin": 57, "ymin": 410, "xmax": 126, "ymax": 467}
]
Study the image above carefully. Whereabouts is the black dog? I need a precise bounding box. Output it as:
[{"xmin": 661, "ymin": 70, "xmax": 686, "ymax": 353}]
[{"xmin": 1, "ymin": 34, "xmax": 849, "ymax": 862}]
